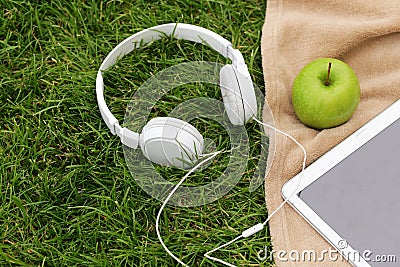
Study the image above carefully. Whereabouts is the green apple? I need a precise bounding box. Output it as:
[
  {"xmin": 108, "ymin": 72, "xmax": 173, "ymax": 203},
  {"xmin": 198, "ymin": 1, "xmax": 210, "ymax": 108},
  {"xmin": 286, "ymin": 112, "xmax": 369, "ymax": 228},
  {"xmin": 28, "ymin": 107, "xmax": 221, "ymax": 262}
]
[{"xmin": 292, "ymin": 58, "xmax": 360, "ymax": 129}]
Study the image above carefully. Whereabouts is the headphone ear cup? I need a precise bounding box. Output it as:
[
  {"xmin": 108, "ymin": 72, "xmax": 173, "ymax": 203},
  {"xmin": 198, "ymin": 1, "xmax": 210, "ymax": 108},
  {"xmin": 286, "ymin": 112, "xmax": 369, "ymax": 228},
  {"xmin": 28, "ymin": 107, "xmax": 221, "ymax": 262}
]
[
  {"xmin": 139, "ymin": 117, "xmax": 204, "ymax": 169},
  {"xmin": 220, "ymin": 64, "xmax": 246, "ymax": 125}
]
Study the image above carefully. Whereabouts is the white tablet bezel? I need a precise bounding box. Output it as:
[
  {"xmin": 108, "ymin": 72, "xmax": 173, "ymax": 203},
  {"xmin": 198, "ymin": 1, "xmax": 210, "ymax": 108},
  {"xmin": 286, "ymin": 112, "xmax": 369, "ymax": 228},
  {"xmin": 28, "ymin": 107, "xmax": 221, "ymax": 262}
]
[{"xmin": 282, "ymin": 99, "xmax": 400, "ymax": 267}]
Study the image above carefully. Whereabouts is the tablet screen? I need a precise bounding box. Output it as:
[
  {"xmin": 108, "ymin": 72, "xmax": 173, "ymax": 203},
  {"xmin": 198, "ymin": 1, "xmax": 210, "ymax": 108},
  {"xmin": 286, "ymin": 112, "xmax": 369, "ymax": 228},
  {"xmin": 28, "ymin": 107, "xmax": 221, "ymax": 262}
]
[{"xmin": 300, "ymin": 118, "xmax": 400, "ymax": 266}]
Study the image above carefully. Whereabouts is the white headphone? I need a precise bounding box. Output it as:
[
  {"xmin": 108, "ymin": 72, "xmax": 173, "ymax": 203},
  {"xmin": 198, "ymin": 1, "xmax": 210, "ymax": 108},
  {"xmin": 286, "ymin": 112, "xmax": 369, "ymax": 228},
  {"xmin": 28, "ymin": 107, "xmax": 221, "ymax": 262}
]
[
  {"xmin": 96, "ymin": 23, "xmax": 309, "ymax": 267},
  {"xmin": 96, "ymin": 23, "xmax": 257, "ymax": 168}
]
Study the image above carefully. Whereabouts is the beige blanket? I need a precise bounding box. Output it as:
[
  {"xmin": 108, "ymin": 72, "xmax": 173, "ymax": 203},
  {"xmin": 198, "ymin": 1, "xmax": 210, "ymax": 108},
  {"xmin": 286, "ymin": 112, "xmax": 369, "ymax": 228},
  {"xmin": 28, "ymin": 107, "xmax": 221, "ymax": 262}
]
[{"xmin": 261, "ymin": 0, "xmax": 400, "ymax": 266}]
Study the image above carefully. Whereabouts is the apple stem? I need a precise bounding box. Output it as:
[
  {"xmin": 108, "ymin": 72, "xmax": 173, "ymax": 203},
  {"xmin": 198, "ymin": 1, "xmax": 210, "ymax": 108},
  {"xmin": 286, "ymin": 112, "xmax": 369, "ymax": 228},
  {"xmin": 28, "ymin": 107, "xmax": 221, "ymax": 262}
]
[{"xmin": 325, "ymin": 62, "xmax": 332, "ymax": 86}]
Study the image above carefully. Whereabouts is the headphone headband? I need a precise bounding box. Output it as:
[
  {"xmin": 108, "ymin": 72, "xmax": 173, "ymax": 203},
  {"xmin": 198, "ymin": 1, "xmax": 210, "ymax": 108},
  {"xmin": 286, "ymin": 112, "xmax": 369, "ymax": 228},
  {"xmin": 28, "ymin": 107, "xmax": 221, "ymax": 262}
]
[{"xmin": 96, "ymin": 23, "xmax": 246, "ymax": 148}]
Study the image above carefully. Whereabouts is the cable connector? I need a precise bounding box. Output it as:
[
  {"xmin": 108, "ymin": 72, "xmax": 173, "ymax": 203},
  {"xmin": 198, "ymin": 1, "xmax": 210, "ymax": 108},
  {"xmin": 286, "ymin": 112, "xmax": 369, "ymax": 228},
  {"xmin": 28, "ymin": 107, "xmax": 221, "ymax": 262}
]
[{"xmin": 241, "ymin": 223, "xmax": 264, "ymax": 238}]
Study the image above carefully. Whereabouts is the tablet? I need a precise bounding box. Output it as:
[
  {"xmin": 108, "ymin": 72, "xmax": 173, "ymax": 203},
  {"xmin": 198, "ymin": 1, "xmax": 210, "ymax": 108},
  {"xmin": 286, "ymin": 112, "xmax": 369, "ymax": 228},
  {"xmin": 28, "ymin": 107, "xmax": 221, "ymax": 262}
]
[{"xmin": 282, "ymin": 99, "xmax": 400, "ymax": 267}]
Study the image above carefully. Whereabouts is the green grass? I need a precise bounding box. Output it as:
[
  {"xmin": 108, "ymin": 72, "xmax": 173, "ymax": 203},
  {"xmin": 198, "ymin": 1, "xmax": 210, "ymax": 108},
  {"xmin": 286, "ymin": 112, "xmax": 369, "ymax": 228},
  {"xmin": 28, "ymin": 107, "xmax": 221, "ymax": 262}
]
[{"xmin": 0, "ymin": 0, "xmax": 274, "ymax": 266}]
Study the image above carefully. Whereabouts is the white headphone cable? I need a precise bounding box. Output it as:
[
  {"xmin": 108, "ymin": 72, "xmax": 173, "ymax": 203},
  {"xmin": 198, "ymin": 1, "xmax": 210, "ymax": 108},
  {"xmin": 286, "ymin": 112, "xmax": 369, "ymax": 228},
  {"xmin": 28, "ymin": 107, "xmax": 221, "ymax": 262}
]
[
  {"xmin": 204, "ymin": 116, "xmax": 307, "ymax": 266},
  {"xmin": 156, "ymin": 150, "xmax": 223, "ymax": 267}
]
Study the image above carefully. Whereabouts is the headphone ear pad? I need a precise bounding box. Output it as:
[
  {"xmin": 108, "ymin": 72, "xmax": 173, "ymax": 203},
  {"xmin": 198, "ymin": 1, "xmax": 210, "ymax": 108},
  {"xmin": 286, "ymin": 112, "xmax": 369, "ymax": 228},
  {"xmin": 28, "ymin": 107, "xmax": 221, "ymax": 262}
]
[
  {"xmin": 220, "ymin": 64, "xmax": 245, "ymax": 125},
  {"xmin": 139, "ymin": 117, "xmax": 204, "ymax": 169}
]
